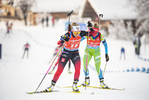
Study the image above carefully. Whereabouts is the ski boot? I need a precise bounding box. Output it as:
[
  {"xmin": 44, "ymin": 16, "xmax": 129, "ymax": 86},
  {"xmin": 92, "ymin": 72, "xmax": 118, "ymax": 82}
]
[
  {"xmin": 44, "ymin": 81, "xmax": 56, "ymax": 92},
  {"xmin": 100, "ymin": 78, "xmax": 109, "ymax": 89},
  {"xmin": 68, "ymin": 69, "xmax": 72, "ymax": 74},
  {"xmin": 72, "ymin": 80, "xmax": 79, "ymax": 92},
  {"xmin": 82, "ymin": 76, "xmax": 90, "ymax": 86},
  {"xmin": 48, "ymin": 67, "xmax": 55, "ymax": 74}
]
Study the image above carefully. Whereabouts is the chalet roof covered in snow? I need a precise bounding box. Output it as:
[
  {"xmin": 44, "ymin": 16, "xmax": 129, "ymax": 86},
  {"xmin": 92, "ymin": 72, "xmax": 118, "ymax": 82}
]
[
  {"xmin": 88, "ymin": 0, "xmax": 137, "ymax": 19},
  {"xmin": 32, "ymin": 0, "xmax": 84, "ymax": 13},
  {"xmin": 32, "ymin": 0, "xmax": 137, "ymax": 19}
]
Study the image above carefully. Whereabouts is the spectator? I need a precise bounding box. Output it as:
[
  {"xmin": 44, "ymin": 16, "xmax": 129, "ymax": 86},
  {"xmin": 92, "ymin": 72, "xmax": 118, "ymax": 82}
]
[
  {"xmin": 120, "ymin": 47, "xmax": 125, "ymax": 60},
  {"xmin": 46, "ymin": 16, "xmax": 49, "ymax": 27},
  {"xmin": 22, "ymin": 43, "xmax": 30, "ymax": 59},
  {"xmin": 41, "ymin": 17, "xmax": 44, "ymax": 27},
  {"xmin": 52, "ymin": 16, "xmax": 55, "ymax": 27}
]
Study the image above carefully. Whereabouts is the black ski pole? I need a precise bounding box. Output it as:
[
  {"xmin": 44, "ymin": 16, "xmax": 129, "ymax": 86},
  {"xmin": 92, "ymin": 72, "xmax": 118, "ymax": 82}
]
[
  {"xmin": 67, "ymin": 10, "xmax": 73, "ymax": 17},
  {"xmin": 99, "ymin": 14, "xmax": 103, "ymax": 18},
  {"xmin": 85, "ymin": 21, "xmax": 91, "ymax": 90},
  {"xmin": 67, "ymin": 10, "xmax": 73, "ymax": 31},
  {"xmin": 103, "ymin": 61, "xmax": 107, "ymax": 76}
]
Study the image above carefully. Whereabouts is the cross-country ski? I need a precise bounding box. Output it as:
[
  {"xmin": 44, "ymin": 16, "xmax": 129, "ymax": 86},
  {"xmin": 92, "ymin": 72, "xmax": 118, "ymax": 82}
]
[
  {"xmin": 58, "ymin": 85, "xmax": 125, "ymax": 91},
  {"xmin": 26, "ymin": 90, "xmax": 59, "ymax": 94}
]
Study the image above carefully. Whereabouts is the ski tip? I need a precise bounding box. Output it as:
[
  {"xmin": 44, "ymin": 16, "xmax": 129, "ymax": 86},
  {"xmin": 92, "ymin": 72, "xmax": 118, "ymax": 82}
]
[
  {"xmin": 116, "ymin": 88, "xmax": 125, "ymax": 91},
  {"xmin": 67, "ymin": 91, "xmax": 81, "ymax": 93},
  {"xmin": 26, "ymin": 92, "xmax": 35, "ymax": 94}
]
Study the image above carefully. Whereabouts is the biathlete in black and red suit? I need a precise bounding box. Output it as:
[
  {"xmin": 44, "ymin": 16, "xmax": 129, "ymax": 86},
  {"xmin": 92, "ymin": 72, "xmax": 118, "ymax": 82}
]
[{"xmin": 43, "ymin": 22, "xmax": 90, "ymax": 92}]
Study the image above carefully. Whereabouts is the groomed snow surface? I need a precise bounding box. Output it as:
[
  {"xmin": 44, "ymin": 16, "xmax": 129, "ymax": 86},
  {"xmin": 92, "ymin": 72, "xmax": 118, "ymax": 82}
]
[{"xmin": 0, "ymin": 20, "xmax": 149, "ymax": 100}]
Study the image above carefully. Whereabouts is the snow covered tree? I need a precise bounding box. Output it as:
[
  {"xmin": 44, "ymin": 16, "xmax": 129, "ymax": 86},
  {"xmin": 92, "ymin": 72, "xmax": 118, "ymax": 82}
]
[
  {"xmin": 129, "ymin": 0, "xmax": 149, "ymax": 42},
  {"xmin": 108, "ymin": 19, "xmax": 134, "ymax": 40},
  {"xmin": 109, "ymin": 0, "xmax": 149, "ymax": 41},
  {"xmin": 16, "ymin": 0, "xmax": 35, "ymax": 26}
]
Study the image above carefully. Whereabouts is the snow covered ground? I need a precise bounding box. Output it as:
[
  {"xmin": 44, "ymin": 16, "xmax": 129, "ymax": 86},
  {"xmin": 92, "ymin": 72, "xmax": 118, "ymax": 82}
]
[{"xmin": 0, "ymin": 20, "xmax": 149, "ymax": 100}]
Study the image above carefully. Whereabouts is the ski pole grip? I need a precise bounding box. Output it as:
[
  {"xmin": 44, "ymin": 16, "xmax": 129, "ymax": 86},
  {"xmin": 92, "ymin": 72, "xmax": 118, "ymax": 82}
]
[
  {"xmin": 67, "ymin": 10, "xmax": 73, "ymax": 16},
  {"xmin": 99, "ymin": 14, "xmax": 103, "ymax": 18}
]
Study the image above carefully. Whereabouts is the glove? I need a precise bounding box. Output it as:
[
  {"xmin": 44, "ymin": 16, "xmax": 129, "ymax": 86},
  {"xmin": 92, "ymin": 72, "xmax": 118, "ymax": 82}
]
[
  {"xmin": 87, "ymin": 21, "xmax": 92, "ymax": 27},
  {"xmin": 90, "ymin": 28, "xmax": 94, "ymax": 32},
  {"xmin": 61, "ymin": 33, "xmax": 70, "ymax": 41},
  {"xmin": 105, "ymin": 54, "xmax": 109, "ymax": 62}
]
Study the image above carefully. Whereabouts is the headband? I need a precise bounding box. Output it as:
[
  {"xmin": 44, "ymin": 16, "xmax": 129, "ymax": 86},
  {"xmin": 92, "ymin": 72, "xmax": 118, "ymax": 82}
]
[{"xmin": 72, "ymin": 26, "xmax": 80, "ymax": 31}]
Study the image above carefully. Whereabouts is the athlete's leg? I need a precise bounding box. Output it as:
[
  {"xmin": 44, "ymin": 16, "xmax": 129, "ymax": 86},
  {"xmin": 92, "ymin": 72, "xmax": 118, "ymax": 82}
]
[
  {"xmin": 52, "ymin": 50, "xmax": 70, "ymax": 82},
  {"xmin": 93, "ymin": 48, "xmax": 103, "ymax": 79},
  {"xmin": 83, "ymin": 47, "xmax": 92, "ymax": 76},
  {"xmin": 27, "ymin": 50, "xmax": 29, "ymax": 58},
  {"xmin": 71, "ymin": 51, "xmax": 81, "ymax": 81}
]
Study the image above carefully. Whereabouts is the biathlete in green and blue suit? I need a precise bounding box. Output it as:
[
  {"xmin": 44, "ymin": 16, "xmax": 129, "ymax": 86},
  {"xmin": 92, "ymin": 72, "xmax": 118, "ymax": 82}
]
[{"xmin": 81, "ymin": 22, "xmax": 109, "ymax": 88}]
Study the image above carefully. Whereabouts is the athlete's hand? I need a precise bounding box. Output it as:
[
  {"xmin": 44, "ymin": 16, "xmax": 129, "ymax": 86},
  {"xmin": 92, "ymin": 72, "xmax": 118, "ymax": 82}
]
[
  {"xmin": 87, "ymin": 21, "xmax": 92, "ymax": 27},
  {"xmin": 90, "ymin": 28, "xmax": 94, "ymax": 32},
  {"xmin": 61, "ymin": 33, "xmax": 70, "ymax": 41},
  {"xmin": 105, "ymin": 54, "xmax": 109, "ymax": 61}
]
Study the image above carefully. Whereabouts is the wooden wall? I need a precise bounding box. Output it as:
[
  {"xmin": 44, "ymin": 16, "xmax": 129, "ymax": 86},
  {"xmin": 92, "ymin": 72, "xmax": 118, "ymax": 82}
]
[{"xmin": 82, "ymin": 0, "xmax": 98, "ymax": 22}]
